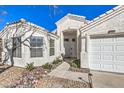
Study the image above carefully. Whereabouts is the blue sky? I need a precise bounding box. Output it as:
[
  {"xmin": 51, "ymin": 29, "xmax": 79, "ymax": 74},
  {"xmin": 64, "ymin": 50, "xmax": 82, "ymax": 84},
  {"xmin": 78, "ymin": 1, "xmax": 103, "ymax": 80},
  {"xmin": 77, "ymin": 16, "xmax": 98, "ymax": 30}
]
[{"xmin": 0, "ymin": 5, "xmax": 117, "ymax": 32}]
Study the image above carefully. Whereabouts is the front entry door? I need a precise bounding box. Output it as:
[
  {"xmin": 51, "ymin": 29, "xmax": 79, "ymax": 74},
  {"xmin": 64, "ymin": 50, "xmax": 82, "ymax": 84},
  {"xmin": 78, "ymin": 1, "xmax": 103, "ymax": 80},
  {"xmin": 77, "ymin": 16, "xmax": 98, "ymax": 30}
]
[
  {"xmin": 71, "ymin": 38, "xmax": 76, "ymax": 57},
  {"xmin": 64, "ymin": 38, "xmax": 76, "ymax": 58},
  {"xmin": 64, "ymin": 39, "xmax": 71, "ymax": 57}
]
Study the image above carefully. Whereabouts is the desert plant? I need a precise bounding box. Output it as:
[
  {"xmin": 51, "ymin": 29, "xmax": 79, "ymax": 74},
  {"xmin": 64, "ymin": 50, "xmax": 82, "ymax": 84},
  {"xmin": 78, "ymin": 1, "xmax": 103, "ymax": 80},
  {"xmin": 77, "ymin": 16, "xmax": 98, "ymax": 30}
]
[
  {"xmin": 52, "ymin": 60, "xmax": 59, "ymax": 64},
  {"xmin": 52, "ymin": 58, "xmax": 62, "ymax": 64},
  {"xmin": 26, "ymin": 62, "xmax": 35, "ymax": 71},
  {"xmin": 72, "ymin": 59, "xmax": 80, "ymax": 68},
  {"xmin": 68, "ymin": 61, "xmax": 78, "ymax": 68},
  {"xmin": 56, "ymin": 57, "xmax": 62, "ymax": 62},
  {"xmin": 42, "ymin": 63, "xmax": 53, "ymax": 70}
]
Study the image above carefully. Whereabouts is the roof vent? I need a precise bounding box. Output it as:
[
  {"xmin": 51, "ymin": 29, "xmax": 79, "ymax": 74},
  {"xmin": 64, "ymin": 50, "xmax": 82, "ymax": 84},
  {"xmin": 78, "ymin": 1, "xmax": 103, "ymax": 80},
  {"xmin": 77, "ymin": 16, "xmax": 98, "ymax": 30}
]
[
  {"xmin": 108, "ymin": 30, "xmax": 116, "ymax": 34},
  {"xmin": 20, "ymin": 18, "xmax": 26, "ymax": 22},
  {"xmin": 6, "ymin": 22, "xmax": 9, "ymax": 25}
]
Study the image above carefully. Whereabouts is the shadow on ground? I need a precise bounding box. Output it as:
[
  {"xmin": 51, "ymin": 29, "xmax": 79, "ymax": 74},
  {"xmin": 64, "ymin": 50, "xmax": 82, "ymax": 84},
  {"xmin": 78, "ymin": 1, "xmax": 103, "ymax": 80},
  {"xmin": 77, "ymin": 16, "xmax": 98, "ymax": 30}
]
[{"xmin": 0, "ymin": 65, "xmax": 12, "ymax": 74}]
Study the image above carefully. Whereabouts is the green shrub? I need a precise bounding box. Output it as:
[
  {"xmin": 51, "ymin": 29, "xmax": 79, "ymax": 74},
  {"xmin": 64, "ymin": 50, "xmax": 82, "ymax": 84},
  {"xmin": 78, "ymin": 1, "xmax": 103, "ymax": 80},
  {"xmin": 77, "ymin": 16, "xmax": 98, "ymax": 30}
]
[
  {"xmin": 68, "ymin": 61, "xmax": 78, "ymax": 68},
  {"xmin": 26, "ymin": 62, "xmax": 35, "ymax": 71},
  {"xmin": 42, "ymin": 63, "xmax": 52, "ymax": 70},
  {"xmin": 71, "ymin": 63, "xmax": 78, "ymax": 68},
  {"xmin": 52, "ymin": 60, "xmax": 59, "ymax": 64},
  {"xmin": 72, "ymin": 59, "xmax": 80, "ymax": 68},
  {"xmin": 52, "ymin": 58, "xmax": 62, "ymax": 64}
]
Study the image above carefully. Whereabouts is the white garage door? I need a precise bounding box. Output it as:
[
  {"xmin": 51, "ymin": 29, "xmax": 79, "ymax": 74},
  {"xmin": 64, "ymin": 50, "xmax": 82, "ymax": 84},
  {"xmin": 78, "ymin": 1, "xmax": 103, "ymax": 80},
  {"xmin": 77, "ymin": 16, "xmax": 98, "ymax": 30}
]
[{"xmin": 89, "ymin": 36, "xmax": 124, "ymax": 73}]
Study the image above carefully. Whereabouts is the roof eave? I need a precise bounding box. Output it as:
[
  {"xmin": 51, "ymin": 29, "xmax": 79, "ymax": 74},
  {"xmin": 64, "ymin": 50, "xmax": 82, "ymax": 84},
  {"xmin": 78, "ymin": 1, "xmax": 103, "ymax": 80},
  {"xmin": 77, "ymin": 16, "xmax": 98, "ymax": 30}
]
[{"xmin": 80, "ymin": 5, "xmax": 123, "ymax": 32}]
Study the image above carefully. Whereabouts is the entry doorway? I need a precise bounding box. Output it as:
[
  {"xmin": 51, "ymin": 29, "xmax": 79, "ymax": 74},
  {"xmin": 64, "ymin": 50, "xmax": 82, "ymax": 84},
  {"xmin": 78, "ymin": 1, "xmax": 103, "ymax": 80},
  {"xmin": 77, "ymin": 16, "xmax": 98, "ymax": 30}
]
[{"xmin": 63, "ymin": 31, "xmax": 77, "ymax": 58}]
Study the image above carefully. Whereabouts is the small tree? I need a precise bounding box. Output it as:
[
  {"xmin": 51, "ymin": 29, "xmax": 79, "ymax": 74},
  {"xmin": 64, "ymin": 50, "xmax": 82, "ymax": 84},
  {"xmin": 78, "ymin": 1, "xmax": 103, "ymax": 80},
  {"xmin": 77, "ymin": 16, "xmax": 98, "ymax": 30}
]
[{"xmin": 2, "ymin": 19, "xmax": 41, "ymax": 66}]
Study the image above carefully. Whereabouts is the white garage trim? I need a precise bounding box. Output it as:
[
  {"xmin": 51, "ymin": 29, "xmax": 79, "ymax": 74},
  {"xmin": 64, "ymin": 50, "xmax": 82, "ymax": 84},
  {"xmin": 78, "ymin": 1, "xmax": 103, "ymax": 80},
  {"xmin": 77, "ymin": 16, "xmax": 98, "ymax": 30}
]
[{"xmin": 90, "ymin": 32, "xmax": 124, "ymax": 38}]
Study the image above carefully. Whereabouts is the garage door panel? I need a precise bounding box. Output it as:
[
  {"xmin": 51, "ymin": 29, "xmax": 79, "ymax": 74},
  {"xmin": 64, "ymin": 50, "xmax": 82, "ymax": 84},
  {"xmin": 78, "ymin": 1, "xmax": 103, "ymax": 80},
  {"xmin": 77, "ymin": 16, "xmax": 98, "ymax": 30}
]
[
  {"xmin": 101, "ymin": 51, "xmax": 114, "ymax": 54},
  {"xmin": 102, "ymin": 55, "xmax": 113, "ymax": 61},
  {"xmin": 92, "ymin": 54, "xmax": 101, "ymax": 60},
  {"xmin": 102, "ymin": 38, "xmax": 114, "ymax": 42},
  {"xmin": 116, "ymin": 65, "xmax": 124, "ymax": 72},
  {"xmin": 89, "ymin": 36, "xmax": 124, "ymax": 73},
  {"xmin": 114, "ymin": 62, "xmax": 124, "ymax": 66},
  {"xmin": 102, "ymin": 46, "xmax": 113, "ymax": 51},
  {"xmin": 116, "ymin": 55, "xmax": 124, "ymax": 61},
  {"xmin": 102, "ymin": 64, "xmax": 113, "ymax": 71},
  {"xmin": 100, "ymin": 61, "xmax": 114, "ymax": 65},
  {"xmin": 116, "ymin": 45, "xmax": 124, "ymax": 51},
  {"xmin": 91, "ymin": 39, "xmax": 101, "ymax": 42},
  {"xmin": 91, "ymin": 61, "xmax": 101, "ymax": 65},
  {"xmin": 116, "ymin": 37, "xmax": 124, "ymax": 42},
  {"xmin": 115, "ymin": 42, "xmax": 124, "ymax": 45},
  {"xmin": 89, "ymin": 51, "xmax": 101, "ymax": 53},
  {"xmin": 115, "ymin": 52, "xmax": 124, "ymax": 55},
  {"xmin": 90, "ymin": 64, "xmax": 101, "ymax": 70},
  {"xmin": 91, "ymin": 46, "xmax": 101, "ymax": 51}
]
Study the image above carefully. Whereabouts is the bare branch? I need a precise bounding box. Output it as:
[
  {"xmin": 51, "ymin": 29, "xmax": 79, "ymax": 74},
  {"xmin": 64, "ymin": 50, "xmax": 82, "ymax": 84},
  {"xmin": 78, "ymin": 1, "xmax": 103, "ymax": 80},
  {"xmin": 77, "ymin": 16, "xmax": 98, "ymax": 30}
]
[{"xmin": 3, "ymin": 20, "xmax": 40, "ymax": 66}]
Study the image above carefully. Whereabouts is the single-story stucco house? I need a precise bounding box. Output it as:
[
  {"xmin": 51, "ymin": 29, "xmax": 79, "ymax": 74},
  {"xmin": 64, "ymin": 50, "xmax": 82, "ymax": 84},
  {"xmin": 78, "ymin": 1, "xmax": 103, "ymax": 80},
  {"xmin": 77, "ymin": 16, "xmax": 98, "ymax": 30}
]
[
  {"xmin": 0, "ymin": 5, "xmax": 124, "ymax": 73},
  {"xmin": 0, "ymin": 20, "xmax": 60, "ymax": 67}
]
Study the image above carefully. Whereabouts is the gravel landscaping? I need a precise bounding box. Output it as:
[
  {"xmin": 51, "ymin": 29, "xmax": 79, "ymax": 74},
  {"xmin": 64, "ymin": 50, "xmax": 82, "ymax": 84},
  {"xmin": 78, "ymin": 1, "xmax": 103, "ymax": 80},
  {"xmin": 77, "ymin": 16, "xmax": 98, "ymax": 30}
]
[
  {"xmin": 7, "ymin": 67, "xmax": 48, "ymax": 88},
  {"xmin": 36, "ymin": 76, "xmax": 90, "ymax": 88},
  {"xmin": 5, "ymin": 60, "xmax": 63, "ymax": 88},
  {"xmin": 0, "ymin": 60, "xmax": 92, "ymax": 88},
  {"xmin": 0, "ymin": 66, "xmax": 24, "ymax": 87},
  {"xmin": 5, "ymin": 66, "xmax": 90, "ymax": 88}
]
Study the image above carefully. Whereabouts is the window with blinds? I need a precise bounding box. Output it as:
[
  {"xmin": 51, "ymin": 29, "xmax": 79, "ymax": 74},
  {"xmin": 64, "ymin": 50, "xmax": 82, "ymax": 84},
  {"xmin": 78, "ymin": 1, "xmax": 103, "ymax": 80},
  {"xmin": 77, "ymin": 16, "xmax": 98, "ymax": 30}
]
[
  {"xmin": 13, "ymin": 37, "xmax": 22, "ymax": 58},
  {"xmin": 30, "ymin": 36, "xmax": 43, "ymax": 57},
  {"xmin": 49, "ymin": 39, "xmax": 55, "ymax": 56}
]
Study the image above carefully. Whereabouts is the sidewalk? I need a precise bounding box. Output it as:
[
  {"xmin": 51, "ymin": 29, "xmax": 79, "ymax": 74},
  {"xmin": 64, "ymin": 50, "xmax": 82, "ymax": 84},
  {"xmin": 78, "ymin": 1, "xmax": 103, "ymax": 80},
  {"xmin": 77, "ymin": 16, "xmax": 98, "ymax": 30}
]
[{"xmin": 49, "ymin": 62, "xmax": 89, "ymax": 82}]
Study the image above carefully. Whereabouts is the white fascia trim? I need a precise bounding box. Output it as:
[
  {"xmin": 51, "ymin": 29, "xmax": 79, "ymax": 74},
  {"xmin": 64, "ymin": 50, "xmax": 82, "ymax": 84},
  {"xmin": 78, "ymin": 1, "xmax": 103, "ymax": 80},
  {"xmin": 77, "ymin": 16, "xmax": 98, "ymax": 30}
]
[{"xmin": 80, "ymin": 5, "xmax": 124, "ymax": 32}]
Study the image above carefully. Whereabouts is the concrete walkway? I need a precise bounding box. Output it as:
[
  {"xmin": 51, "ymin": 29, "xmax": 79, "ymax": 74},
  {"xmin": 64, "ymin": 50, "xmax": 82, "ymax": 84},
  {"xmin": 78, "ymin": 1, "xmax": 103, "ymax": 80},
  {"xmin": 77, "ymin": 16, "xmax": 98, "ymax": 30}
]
[
  {"xmin": 49, "ymin": 62, "xmax": 124, "ymax": 88},
  {"xmin": 49, "ymin": 62, "xmax": 89, "ymax": 82}
]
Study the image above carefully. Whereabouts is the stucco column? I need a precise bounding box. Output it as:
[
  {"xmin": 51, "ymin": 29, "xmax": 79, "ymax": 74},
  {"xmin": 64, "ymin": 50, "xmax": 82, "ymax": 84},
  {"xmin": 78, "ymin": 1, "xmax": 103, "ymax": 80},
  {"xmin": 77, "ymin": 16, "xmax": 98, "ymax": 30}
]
[
  {"xmin": 61, "ymin": 31, "xmax": 65, "ymax": 56},
  {"xmin": 57, "ymin": 30, "xmax": 65, "ymax": 60},
  {"xmin": 76, "ymin": 29, "xmax": 80, "ymax": 59},
  {"xmin": 80, "ymin": 33, "xmax": 89, "ymax": 68},
  {"xmin": 56, "ymin": 28, "xmax": 62, "ymax": 57}
]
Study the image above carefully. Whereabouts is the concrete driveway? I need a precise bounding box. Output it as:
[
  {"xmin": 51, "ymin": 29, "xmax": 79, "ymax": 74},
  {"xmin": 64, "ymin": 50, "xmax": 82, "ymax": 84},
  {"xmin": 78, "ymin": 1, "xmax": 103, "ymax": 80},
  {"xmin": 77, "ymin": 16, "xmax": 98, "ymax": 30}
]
[{"xmin": 91, "ymin": 71, "xmax": 124, "ymax": 88}]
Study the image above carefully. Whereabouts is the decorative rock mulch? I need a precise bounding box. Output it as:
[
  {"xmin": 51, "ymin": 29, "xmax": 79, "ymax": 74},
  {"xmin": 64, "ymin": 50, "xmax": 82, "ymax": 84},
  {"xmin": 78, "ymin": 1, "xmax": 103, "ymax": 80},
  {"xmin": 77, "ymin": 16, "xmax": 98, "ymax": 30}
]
[
  {"xmin": 7, "ymin": 67, "xmax": 48, "ymax": 88},
  {"xmin": 0, "ymin": 66, "xmax": 24, "ymax": 87},
  {"xmin": 36, "ymin": 76, "xmax": 90, "ymax": 88},
  {"xmin": 2, "ymin": 63, "xmax": 92, "ymax": 88},
  {"xmin": 6, "ymin": 62, "xmax": 63, "ymax": 88}
]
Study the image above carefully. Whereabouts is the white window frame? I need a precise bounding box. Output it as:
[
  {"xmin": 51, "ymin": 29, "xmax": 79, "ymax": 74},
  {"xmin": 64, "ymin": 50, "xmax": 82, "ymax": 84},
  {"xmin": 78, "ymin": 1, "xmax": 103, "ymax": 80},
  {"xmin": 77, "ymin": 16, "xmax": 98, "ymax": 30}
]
[
  {"xmin": 49, "ymin": 38, "xmax": 55, "ymax": 56},
  {"xmin": 13, "ymin": 37, "xmax": 22, "ymax": 58},
  {"xmin": 30, "ymin": 36, "xmax": 43, "ymax": 57}
]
